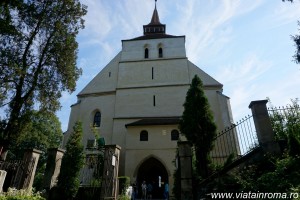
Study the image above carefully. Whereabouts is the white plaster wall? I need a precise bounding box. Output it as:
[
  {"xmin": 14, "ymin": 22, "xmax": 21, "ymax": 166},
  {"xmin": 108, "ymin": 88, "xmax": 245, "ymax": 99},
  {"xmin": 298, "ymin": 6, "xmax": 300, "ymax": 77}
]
[
  {"xmin": 78, "ymin": 53, "xmax": 120, "ymax": 96},
  {"xmin": 188, "ymin": 61, "xmax": 222, "ymax": 86},
  {"xmin": 117, "ymin": 59, "xmax": 189, "ymax": 88},
  {"xmin": 121, "ymin": 37, "xmax": 186, "ymax": 61},
  {"xmin": 114, "ymin": 86, "xmax": 188, "ymax": 118},
  {"xmin": 64, "ymin": 94, "xmax": 116, "ymax": 149}
]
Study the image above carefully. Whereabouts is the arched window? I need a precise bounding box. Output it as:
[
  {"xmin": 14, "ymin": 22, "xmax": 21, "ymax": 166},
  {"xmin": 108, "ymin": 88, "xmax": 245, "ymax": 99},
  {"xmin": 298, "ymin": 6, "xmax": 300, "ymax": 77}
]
[
  {"xmin": 171, "ymin": 129, "xmax": 179, "ymax": 141},
  {"xmin": 145, "ymin": 48, "xmax": 149, "ymax": 59},
  {"xmin": 93, "ymin": 111, "xmax": 101, "ymax": 127},
  {"xmin": 140, "ymin": 130, "xmax": 148, "ymax": 141},
  {"xmin": 158, "ymin": 47, "xmax": 163, "ymax": 58}
]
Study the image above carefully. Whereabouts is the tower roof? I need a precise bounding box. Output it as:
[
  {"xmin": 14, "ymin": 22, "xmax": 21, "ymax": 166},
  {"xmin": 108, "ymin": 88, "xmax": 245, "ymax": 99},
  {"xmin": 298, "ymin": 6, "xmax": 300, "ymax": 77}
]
[
  {"xmin": 148, "ymin": 2, "xmax": 161, "ymax": 25},
  {"xmin": 143, "ymin": 0, "xmax": 166, "ymax": 35}
]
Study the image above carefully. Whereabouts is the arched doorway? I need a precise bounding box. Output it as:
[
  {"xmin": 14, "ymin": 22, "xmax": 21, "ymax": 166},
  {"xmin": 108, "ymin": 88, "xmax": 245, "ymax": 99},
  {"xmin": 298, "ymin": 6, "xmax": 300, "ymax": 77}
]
[{"xmin": 137, "ymin": 157, "xmax": 168, "ymax": 199}]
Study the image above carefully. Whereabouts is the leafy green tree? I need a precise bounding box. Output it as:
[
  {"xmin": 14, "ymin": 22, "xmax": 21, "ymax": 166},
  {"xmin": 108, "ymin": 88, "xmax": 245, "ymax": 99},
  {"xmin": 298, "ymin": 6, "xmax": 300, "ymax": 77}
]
[
  {"xmin": 14, "ymin": 110, "xmax": 63, "ymax": 154},
  {"xmin": 0, "ymin": 0, "xmax": 87, "ymax": 153},
  {"xmin": 57, "ymin": 121, "xmax": 84, "ymax": 199},
  {"xmin": 179, "ymin": 75, "xmax": 217, "ymax": 179},
  {"xmin": 282, "ymin": 0, "xmax": 300, "ymax": 64},
  {"xmin": 6, "ymin": 110, "xmax": 63, "ymax": 191},
  {"xmin": 269, "ymin": 99, "xmax": 300, "ymax": 141}
]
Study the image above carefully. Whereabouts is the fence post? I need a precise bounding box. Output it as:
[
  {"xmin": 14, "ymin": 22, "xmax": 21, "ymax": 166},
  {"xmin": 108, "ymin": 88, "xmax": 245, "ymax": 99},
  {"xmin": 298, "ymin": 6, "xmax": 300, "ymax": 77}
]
[
  {"xmin": 101, "ymin": 145, "xmax": 121, "ymax": 200},
  {"xmin": 178, "ymin": 141, "xmax": 193, "ymax": 200},
  {"xmin": 249, "ymin": 100, "xmax": 280, "ymax": 154},
  {"xmin": 21, "ymin": 149, "xmax": 42, "ymax": 190},
  {"xmin": 43, "ymin": 148, "xmax": 65, "ymax": 191},
  {"xmin": 0, "ymin": 170, "xmax": 7, "ymax": 192}
]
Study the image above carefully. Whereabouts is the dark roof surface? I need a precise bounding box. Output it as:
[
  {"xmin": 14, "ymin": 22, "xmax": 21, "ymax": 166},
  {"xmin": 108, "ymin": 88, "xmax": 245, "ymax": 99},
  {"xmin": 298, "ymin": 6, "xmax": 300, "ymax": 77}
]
[
  {"xmin": 125, "ymin": 117, "xmax": 181, "ymax": 128},
  {"xmin": 148, "ymin": 4, "xmax": 161, "ymax": 25},
  {"xmin": 123, "ymin": 34, "xmax": 184, "ymax": 41}
]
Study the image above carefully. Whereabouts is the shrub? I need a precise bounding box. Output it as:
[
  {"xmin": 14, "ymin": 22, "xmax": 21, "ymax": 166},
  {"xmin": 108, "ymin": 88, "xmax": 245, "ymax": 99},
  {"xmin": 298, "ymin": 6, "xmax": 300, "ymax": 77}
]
[
  {"xmin": 118, "ymin": 176, "xmax": 130, "ymax": 195},
  {"xmin": 0, "ymin": 188, "xmax": 45, "ymax": 200}
]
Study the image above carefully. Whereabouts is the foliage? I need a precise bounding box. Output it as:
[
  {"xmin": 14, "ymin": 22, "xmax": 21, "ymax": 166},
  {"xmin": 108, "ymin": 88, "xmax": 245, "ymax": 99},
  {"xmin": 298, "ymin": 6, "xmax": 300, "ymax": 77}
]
[
  {"xmin": 117, "ymin": 194, "xmax": 130, "ymax": 200},
  {"xmin": 0, "ymin": 188, "xmax": 45, "ymax": 200},
  {"xmin": 202, "ymin": 99, "xmax": 300, "ymax": 195},
  {"xmin": 179, "ymin": 75, "xmax": 217, "ymax": 179},
  {"xmin": 33, "ymin": 164, "xmax": 46, "ymax": 192},
  {"xmin": 4, "ymin": 110, "xmax": 63, "ymax": 191},
  {"xmin": 293, "ymin": 22, "xmax": 300, "ymax": 64},
  {"xmin": 57, "ymin": 121, "xmax": 84, "ymax": 199},
  {"xmin": 233, "ymin": 139, "xmax": 300, "ymax": 194},
  {"xmin": 282, "ymin": 0, "xmax": 300, "ymax": 64},
  {"xmin": 268, "ymin": 98, "xmax": 300, "ymax": 141},
  {"xmin": 8, "ymin": 110, "xmax": 62, "ymax": 159},
  {"xmin": 0, "ymin": 0, "xmax": 87, "ymax": 148},
  {"xmin": 118, "ymin": 176, "xmax": 130, "ymax": 195}
]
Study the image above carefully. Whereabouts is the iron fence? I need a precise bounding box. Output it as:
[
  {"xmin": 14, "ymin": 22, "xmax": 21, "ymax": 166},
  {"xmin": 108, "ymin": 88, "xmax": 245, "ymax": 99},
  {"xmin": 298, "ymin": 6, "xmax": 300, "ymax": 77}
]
[
  {"xmin": 211, "ymin": 115, "xmax": 259, "ymax": 166},
  {"xmin": 0, "ymin": 158, "xmax": 35, "ymax": 191}
]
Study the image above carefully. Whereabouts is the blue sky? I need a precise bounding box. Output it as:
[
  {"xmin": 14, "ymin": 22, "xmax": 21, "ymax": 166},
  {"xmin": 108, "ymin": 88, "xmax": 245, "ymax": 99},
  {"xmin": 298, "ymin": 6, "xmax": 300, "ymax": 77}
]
[{"xmin": 57, "ymin": 0, "xmax": 300, "ymax": 132}]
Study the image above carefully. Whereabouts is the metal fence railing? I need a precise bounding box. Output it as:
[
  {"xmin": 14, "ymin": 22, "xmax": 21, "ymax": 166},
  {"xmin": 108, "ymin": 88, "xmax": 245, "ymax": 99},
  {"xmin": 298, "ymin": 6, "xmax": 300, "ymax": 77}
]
[{"xmin": 211, "ymin": 115, "xmax": 259, "ymax": 166}]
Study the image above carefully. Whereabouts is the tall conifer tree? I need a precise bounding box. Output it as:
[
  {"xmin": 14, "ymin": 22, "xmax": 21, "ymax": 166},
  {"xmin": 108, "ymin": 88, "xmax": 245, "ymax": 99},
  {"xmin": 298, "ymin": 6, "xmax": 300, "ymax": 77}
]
[
  {"xmin": 180, "ymin": 75, "xmax": 217, "ymax": 179},
  {"xmin": 57, "ymin": 121, "xmax": 84, "ymax": 199}
]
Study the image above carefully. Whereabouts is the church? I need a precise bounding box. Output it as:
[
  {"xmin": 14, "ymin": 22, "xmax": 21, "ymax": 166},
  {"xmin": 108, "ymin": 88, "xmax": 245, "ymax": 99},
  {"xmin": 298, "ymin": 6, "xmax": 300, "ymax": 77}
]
[{"xmin": 63, "ymin": 2, "xmax": 235, "ymax": 198}]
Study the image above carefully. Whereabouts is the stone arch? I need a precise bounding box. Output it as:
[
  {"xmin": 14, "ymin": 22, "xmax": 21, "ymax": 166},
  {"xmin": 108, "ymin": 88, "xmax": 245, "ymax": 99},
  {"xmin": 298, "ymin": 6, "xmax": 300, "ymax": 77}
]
[
  {"xmin": 133, "ymin": 155, "xmax": 170, "ymax": 177},
  {"xmin": 134, "ymin": 156, "xmax": 170, "ymax": 198}
]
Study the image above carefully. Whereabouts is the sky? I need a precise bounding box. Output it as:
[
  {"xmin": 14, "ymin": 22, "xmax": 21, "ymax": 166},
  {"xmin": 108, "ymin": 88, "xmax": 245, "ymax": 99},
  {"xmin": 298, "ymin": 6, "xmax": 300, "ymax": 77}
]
[{"xmin": 57, "ymin": 0, "xmax": 300, "ymax": 132}]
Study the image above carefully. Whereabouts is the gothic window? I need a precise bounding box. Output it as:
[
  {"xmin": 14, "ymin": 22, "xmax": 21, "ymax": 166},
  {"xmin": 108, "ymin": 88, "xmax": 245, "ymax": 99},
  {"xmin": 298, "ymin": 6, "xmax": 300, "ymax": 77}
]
[
  {"xmin": 145, "ymin": 48, "xmax": 149, "ymax": 59},
  {"xmin": 158, "ymin": 47, "xmax": 163, "ymax": 58},
  {"xmin": 93, "ymin": 111, "xmax": 101, "ymax": 127},
  {"xmin": 171, "ymin": 129, "xmax": 179, "ymax": 141},
  {"xmin": 140, "ymin": 130, "xmax": 148, "ymax": 141}
]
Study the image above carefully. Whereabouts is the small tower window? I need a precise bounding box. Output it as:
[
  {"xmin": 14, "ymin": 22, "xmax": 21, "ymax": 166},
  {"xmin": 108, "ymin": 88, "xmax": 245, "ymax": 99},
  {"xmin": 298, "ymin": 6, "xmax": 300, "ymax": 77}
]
[
  {"xmin": 171, "ymin": 129, "xmax": 179, "ymax": 141},
  {"xmin": 152, "ymin": 67, "xmax": 154, "ymax": 80},
  {"xmin": 93, "ymin": 111, "xmax": 101, "ymax": 127},
  {"xmin": 158, "ymin": 47, "xmax": 163, "ymax": 58},
  {"xmin": 145, "ymin": 48, "xmax": 149, "ymax": 59},
  {"xmin": 140, "ymin": 130, "xmax": 148, "ymax": 141}
]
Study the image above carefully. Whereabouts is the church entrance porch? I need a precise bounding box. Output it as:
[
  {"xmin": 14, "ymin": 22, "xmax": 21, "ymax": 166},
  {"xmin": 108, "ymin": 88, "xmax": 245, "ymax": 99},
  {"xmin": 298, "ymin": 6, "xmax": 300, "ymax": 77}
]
[{"xmin": 136, "ymin": 157, "xmax": 168, "ymax": 199}]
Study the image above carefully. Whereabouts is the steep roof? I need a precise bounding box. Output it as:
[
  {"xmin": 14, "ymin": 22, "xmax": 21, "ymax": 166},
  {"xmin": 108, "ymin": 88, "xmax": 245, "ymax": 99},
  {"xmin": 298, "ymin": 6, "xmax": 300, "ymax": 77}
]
[
  {"xmin": 125, "ymin": 117, "xmax": 180, "ymax": 128},
  {"xmin": 148, "ymin": 1, "xmax": 161, "ymax": 25}
]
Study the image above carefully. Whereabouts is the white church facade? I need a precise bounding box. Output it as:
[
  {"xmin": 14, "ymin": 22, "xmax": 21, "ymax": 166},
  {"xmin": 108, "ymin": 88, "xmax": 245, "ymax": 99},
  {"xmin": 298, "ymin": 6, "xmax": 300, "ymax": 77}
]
[{"xmin": 63, "ymin": 3, "xmax": 235, "ymax": 198}]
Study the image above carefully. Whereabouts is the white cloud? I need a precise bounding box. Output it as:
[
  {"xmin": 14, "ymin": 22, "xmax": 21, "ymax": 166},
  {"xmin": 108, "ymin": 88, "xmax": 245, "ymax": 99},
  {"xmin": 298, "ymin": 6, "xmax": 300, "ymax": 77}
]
[
  {"xmin": 272, "ymin": 1, "xmax": 300, "ymax": 27},
  {"xmin": 216, "ymin": 54, "xmax": 272, "ymax": 87},
  {"xmin": 170, "ymin": 0, "xmax": 263, "ymax": 64}
]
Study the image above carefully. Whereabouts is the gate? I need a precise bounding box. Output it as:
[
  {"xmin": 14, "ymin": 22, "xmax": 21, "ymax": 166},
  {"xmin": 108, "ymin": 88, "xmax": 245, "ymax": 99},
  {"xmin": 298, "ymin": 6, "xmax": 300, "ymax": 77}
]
[{"xmin": 0, "ymin": 158, "xmax": 35, "ymax": 191}]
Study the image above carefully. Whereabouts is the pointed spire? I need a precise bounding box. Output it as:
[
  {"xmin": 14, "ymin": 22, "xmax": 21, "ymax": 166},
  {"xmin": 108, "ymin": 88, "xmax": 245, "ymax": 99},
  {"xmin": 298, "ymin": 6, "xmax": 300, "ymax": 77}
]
[
  {"xmin": 143, "ymin": 0, "xmax": 166, "ymax": 35},
  {"xmin": 149, "ymin": 0, "xmax": 161, "ymax": 25}
]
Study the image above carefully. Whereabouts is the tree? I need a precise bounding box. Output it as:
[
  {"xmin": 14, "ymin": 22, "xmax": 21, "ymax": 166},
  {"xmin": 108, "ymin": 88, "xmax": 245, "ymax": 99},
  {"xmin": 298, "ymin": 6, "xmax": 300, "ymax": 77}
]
[
  {"xmin": 282, "ymin": 0, "xmax": 300, "ymax": 64},
  {"xmin": 179, "ymin": 75, "xmax": 217, "ymax": 179},
  {"xmin": 268, "ymin": 98, "xmax": 300, "ymax": 141},
  {"xmin": 15, "ymin": 110, "xmax": 62, "ymax": 153},
  {"xmin": 3, "ymin": 110, "xmax": 63, "ymax": 191},
  {"xmin": 0, "ymin": 0, "xmax": 87, "ymax": 152},
  {"xmin": 57, "ymin": 121, "xmax": 84, "ymax": 199}
]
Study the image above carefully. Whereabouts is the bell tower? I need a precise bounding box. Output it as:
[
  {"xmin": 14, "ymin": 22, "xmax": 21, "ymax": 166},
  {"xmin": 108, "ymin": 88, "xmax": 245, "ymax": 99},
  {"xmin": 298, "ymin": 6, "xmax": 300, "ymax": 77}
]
[{"xmin": 143, "ymin": 0, "xmax": 166, "ymax": 35}]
